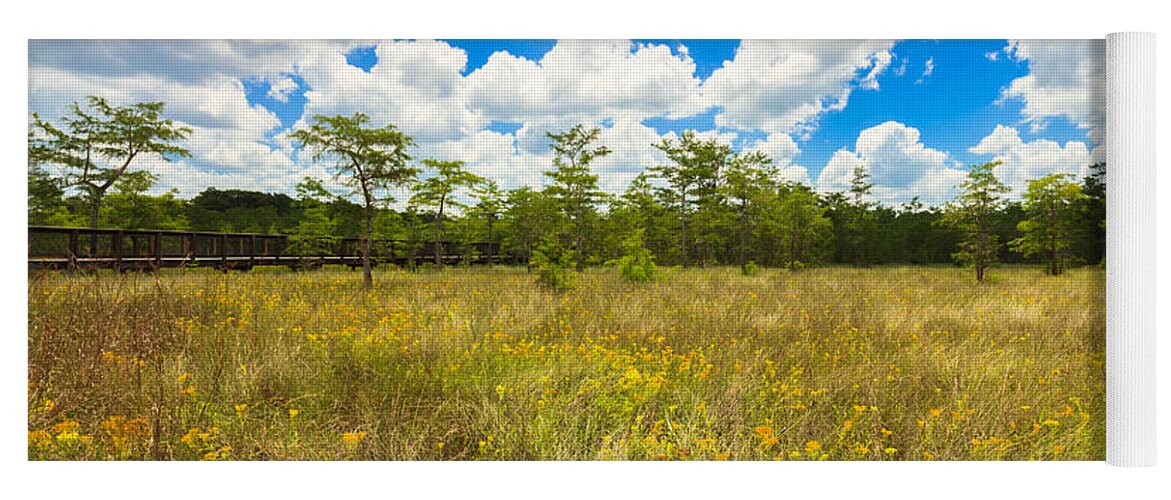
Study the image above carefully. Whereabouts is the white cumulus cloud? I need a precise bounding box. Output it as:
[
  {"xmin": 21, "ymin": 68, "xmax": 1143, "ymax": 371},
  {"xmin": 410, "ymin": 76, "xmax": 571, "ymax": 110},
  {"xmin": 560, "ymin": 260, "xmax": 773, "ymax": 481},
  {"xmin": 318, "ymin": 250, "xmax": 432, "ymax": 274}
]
[
  {"xmin": 816, "ymin": 121, "xmax": 966, "ymax": 205},
  {"xmin": 1001, "ymin": 39, "xmax": 1105, "ymax": 138},
  {"xmin": 701, "ymin": 39, "xmax": 895, "ymax": 135},
  {"xmin": 969, "ymin": 124, "xmax": 1100, "ymax": 197}
]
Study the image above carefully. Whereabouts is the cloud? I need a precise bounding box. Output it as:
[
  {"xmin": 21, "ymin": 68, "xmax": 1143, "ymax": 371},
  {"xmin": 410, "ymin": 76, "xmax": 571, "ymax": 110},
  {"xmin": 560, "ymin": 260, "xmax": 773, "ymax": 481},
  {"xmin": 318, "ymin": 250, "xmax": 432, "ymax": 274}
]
[
  {"xmin": 465, "ymin": 40, "xmax": 705, "ymax": 125},
  {"xmin": 742, "ymin": 133, "xmax": 811, "ymax": 186},
  {"xmin": 700, "ymin": 39, "xmax": 895, "ymax": 135},
  {"xmin": 816, "ymin": 121, "xmax": 966, "ymax": 205},
  {"xmin": 915, "ymin": 57, "xmax": 933, "ymax": 84},
  {"xmin": 297, "ymin": 39, "xmax": 484, "ymax": 143},
  {"xmin": 29, "ymin": 67, "xmax": 281, "ymax": 136},
  {"xmin": 969, "ymin": 124, "xmax": 1100, "ymax": 197},
  {"xmin": 28, "ymin": 40, "xmax": 349, "ymax": 85},
  {"xmin": 860, "ymin": 50, "xmax": 894, "ymax": 90},
  {"xmin": 267, "ymin": 76, "xmax": 299, "ymax": 102},
  {"xmin": 1001, "ymin": 39, "xmax": 1105, "ymax": 137},
  {"xmin": 297, "ymin": 39, "xmax": 704, "ymax": 196},
  {"xmin": 30, "ymin": 39, "xmax": 1103, "ymax": 206},
  {"xmin": 893, "ymin": 57, "xmax": 908, "ymax": 76}
]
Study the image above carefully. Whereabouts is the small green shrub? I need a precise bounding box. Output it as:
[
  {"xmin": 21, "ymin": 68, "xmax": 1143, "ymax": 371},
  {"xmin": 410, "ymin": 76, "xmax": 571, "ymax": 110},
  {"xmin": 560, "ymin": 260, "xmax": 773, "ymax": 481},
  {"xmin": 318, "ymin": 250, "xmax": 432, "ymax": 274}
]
[
  {"xmin": 618, "ymin": 229, "xmax": 657, "ymax": 283},
  {"xmin": 531, "ymin": 240, "xmax": 577, "ymax": 291},
  {"xmin": 741, "ymin": 260, "xmax": 760, "ymax": 276}
]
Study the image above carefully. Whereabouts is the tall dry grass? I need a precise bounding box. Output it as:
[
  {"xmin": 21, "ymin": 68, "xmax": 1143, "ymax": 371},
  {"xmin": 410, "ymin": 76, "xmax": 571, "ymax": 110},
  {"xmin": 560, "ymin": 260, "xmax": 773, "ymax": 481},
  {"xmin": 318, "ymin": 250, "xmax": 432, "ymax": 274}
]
[{"xmin": 28, "ymin": 265, "xmax": 1104, "ymax": 460}]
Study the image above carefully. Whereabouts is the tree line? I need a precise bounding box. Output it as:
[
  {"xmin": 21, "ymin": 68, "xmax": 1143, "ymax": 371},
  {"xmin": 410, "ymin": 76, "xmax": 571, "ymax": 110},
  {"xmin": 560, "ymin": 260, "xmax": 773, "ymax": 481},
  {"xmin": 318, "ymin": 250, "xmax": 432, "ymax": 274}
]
[{"xmin": 29, "ymin": 97, "xmax": 1106, "ymax": 286}]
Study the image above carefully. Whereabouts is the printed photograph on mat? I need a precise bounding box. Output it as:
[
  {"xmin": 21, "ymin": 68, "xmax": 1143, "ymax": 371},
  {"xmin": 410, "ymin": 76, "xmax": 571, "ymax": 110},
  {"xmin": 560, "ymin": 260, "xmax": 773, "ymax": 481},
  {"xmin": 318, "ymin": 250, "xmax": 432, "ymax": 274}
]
[{"xmin": 27, "ymin": 39, "xmax": 1105, "ymax": 461}]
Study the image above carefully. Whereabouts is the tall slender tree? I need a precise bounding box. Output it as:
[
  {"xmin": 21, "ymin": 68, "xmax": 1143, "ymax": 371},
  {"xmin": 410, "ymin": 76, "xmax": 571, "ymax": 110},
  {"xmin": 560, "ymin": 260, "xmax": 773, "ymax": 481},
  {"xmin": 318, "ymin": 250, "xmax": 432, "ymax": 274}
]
[
  {"xmin": 290, "ymin": 113, "xmax": 416, "ymax": 289},
  {"xmin": 775, "ymin": 184, "xmax": 833, "ymax": 270},
  {"xmin": 1010, "ymin": 173, "xmax": 1087, "ymax": 275},
  {"xmin": 721, "ymin": 150, "xmax": 774, "ymax": 271},
  {"xmin": 29, "ymin": 97, "xmax": 191, "ymax": 244},
  {"xmin": 410, "ymin": 159, "xmax": 484, "ymax": 266},
  {"xmin": 503, "ymin": 187, "xmax": 560, "ymax": 271},
  {"xmin": 544, "ymin": 125, "xmax": 610, "ymax": 264},
  {"xmin": 652, "ymin": 131, "xmax": 733, "ymax": 267},
  {"xmin": 468, "ymin": 180, "xmax": 505, "ymax": 265},
  {"xmin": 846, "ymin": 164, "xmax": 876, "ymax": 267},
  {"xmin": 1080, "ymin": 162, "xmax": 1106, "ymax": 265},
  {"xmin": 938, "ymin": 161, "xmax": 1010, "ymax": 282}
]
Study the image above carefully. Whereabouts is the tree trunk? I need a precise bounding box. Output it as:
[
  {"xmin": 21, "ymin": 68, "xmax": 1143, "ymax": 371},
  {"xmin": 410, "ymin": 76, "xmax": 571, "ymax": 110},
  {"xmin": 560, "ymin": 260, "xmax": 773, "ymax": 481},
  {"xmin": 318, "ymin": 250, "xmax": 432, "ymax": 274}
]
[
  {"xmin": 680, "ymin": 194, "xmax": 688, "ymax": 268},
  {"xmin": 362, "ymin": 204, "xmax": 373, "ymax": 290},
  {"xmin": 738, "ymin": 208, "xmax": 748, "ymax": 272},
  {"xmin": 486, "ymin": 218, "xmax": 495, "ymax": 266},
  {"xmin": 88, "ymin": 191, "xmax": 103, "ymax": 258},
  {"xmin": 434, "ymin": 196, "xmax": 445, "ymax": 267}
]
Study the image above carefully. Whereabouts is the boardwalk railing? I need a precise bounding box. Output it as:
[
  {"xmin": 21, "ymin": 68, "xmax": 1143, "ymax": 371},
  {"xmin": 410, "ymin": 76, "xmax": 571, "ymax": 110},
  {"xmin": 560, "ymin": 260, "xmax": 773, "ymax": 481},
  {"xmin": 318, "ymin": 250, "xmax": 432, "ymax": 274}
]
[{"xmin": 28, "ymin": 226, "xmax": 510, "ymax": 271}]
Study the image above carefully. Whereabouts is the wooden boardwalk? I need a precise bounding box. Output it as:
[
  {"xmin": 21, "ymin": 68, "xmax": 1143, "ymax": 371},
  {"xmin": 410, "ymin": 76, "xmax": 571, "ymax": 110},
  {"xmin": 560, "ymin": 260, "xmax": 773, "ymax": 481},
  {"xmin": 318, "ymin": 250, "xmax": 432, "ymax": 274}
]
[{"xmin": 27, "ymin": 226, "xmax": 511, "ymax": 271}]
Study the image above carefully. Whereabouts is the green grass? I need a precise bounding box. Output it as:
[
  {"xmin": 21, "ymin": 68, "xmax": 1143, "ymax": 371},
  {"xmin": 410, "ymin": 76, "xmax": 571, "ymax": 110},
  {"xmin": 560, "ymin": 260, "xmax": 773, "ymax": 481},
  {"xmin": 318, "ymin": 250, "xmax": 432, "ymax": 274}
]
[{"xmin": 27, "ymin": 265, "xmax": 1104, "ymax": 460}]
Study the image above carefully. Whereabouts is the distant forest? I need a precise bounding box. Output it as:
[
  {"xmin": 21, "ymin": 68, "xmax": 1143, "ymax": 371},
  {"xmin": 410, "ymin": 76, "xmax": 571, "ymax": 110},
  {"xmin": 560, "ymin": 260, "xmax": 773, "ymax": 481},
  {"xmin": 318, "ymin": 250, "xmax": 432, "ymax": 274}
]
[
  {"xmin": 27, "ymin": 158, "xmax": 1106, "ymax": 270},
  {"xmin": 29, "ymin": 99, "xmax": 1106, "ymax": 275}
]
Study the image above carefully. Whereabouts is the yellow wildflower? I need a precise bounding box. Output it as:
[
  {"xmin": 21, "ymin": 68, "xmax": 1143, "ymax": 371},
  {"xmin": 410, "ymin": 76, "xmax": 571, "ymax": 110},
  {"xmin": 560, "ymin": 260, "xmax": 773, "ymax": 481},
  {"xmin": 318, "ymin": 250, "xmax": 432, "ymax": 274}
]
[
  {"xmin": 51, "ymin": 420, "xmax": 79, "ymax": 434},
  {"xmin": 342, "ymin": 431, "xmax": 368, "ymax": 448},
  {"xmin": 28, "ymin": 430, "xmax": 52, "ymax": 448}
]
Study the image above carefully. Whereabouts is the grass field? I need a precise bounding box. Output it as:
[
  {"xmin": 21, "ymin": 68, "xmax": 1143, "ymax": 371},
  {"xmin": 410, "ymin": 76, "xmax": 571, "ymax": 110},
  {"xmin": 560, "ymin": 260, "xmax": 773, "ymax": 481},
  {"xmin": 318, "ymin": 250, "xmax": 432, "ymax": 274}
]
[{"xmin": 27, "ymin": 265, "xmax": 1105, "ymax": 460}]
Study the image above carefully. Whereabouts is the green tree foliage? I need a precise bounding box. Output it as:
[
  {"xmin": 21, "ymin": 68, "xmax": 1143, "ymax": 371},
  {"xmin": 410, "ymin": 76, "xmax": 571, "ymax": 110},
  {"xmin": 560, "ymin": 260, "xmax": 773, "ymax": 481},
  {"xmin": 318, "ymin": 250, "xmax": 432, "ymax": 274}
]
[
  {"xmin": 287, "ymin": 204, "xmax": 337, "ymax": 268},
  {"xmin": 290, "ymin": 113, "xmax": 417, "ymax": 288},
  {"xmin": 28, "ymin": 163, "xmax": 72, "ymax": 225},
  {"xmin": 467, "ymin": 180, "xmax": 505, "ymax": 264},
  {"xmin": 938, "ymin": 162, "xmax": 1010, "ymax": 282},
  {"xmin": 544, "ymin": 125, "xmax": 610, "ymax": 264},
  {"xmin": 652, "ymin": 131, "xmax": 733, "ymax": 267},
  {"xmin": 100, "ymin": 172, "xmax": 188, "ymax": 230},
  {"xmin": 29, "ymin": 96, "xmax": 191, "ymax": 232},
  {"xmin": 186, "ymin": 188, "xmax": 303, "ymax": 234},
  {"xmin": 410, "ymin": 159, "xmax": 484, "ymax": 266},
  {"xmin": 609, "ymin": 173, "xmax": 673, "ymax": 263},
  {"xmin": 1078, "ymin": 163, "xmax": 1107, "ymax": 265},
  {"xmin": 531, "ymin": 239, "xmax": 577, "ymax": 291},
  {"xmin": 721, "ymin": 150, "xmax": 775, "ymax": 272},
  {"xmin": 846, "ymin": 164, "xmax": 877, "ymax": 267},
  {"xmin": 285, "ymin": 178, "xmax": 338, "ymax": 268},
  {"xmin": 1010, "ymin": 173, "xmax": 1087, "ymax": 275},
  {"xmin": 775, "ymin": 184, "xmax": 834, "ymax": 270},
  {"xmin": 618, "ymin": 228, "xmax": 658, "ymax": 282},
  {"xmin": 29, "ymin": 111, "xmax": 1108, "ymax": 281}
]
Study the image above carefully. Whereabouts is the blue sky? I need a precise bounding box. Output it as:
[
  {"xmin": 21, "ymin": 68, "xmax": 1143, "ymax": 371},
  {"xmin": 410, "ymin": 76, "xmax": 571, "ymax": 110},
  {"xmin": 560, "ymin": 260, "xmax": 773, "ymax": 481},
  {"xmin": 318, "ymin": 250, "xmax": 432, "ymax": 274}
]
[{"xmin": 29, "ymin": 39, "xmax": 1104, "ymax": 204}]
